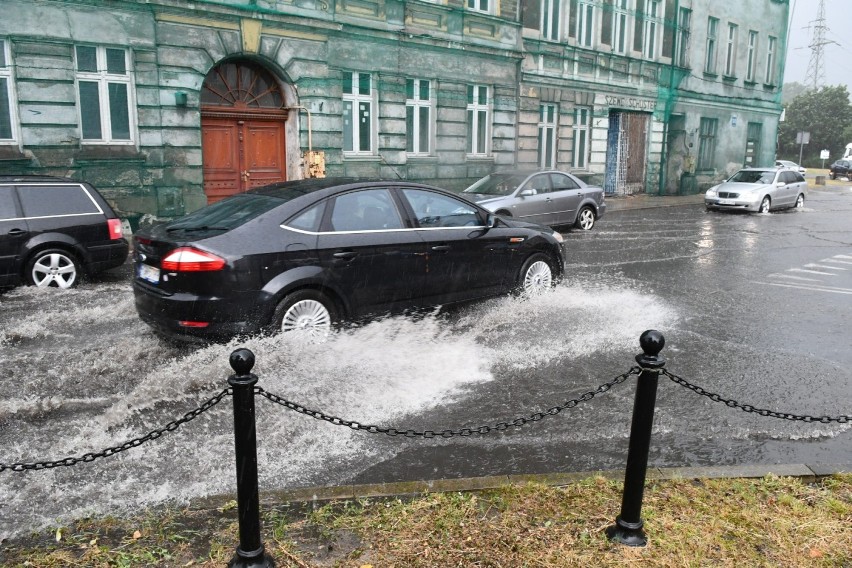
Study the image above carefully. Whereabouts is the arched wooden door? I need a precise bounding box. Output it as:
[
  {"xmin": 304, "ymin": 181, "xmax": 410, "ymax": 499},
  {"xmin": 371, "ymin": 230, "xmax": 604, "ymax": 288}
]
[{"xmin": 201, "ymin": 61, "xmax": 289, "ymax": 204}]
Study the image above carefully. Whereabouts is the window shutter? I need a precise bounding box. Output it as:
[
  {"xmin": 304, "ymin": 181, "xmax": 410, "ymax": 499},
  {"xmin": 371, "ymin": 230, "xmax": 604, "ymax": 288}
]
[
  {"xmin": 600, "ymin": 0, "xmax": 613, "ymax": 46},
  {"xmin": 661, "ymin": 0, "xmax": 675, "ymax": 58},
  {"xmin": 633, "ymin": 0, "xmax": 645, "ymax": 52},
  {"xmin": 522, "ymin": 0, "xmax": 541, "ymax": 30},
  {"xmin": 568, "ymin": 0, "xmax": 577, "ymax": 39}
]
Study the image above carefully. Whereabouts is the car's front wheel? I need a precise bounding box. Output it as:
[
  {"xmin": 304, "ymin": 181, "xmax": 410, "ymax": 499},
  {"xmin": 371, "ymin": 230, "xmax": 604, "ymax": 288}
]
[
  {"xmin": 758, "ymin": 196, "xmax": 771, "ymax": 213},
  {"xmin": 574, "ymin": 206, "xmax": 596, "ymax": 230},
  {"xmin": 272, "ymin": 289, "xmax": 337, "ymax": 338},
  {"xmin": 517, "ymin": 253, "xmax": 555, "ymax": 296},
  {"xmin": 830, "ymin": 172, "xmax": 837, "ymax": 180},
  {"xmin": 26, "ymin": 249, "xmax": 81, "ymax": 288},
  {"xmin": 795, "ymin": 193, "xmax": 805, "ymax": 209}
]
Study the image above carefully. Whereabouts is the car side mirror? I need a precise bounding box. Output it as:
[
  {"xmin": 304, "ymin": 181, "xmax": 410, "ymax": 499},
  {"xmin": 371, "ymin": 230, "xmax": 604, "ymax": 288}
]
[
  {"xmin": 519, "ymin": 188, "xmax": 536, "ymax": 197},
  {"xmin": 486, "ymin": 213, "xmax": 497, "ymax": 229}
]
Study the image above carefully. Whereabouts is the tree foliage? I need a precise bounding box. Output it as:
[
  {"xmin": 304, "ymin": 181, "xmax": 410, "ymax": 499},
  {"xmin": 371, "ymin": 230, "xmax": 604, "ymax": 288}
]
[{"xmin": 777, "ymin": 85, "xmax": 852, "ymax": 165}]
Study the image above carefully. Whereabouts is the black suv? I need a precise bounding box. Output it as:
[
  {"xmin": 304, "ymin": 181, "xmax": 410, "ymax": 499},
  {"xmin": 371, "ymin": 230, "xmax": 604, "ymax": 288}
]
[
  {"xmin": 829, "ymin": 160, "xmax": 852, "ymax": 180},
  {"xmin": 1, "ymin": 176, "xmax": 129, "ymax": 288}
]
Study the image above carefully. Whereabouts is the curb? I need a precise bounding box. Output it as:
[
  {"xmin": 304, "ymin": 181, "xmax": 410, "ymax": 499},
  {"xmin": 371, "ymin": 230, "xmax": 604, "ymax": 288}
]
[{"xmin": 190, "ymin": 463, "xmax": 852, "ymax": 510}]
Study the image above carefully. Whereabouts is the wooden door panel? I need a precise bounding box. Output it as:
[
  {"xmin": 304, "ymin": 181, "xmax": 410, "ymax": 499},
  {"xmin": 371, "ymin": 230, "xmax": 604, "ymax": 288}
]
[
  {"xmin": 202, "ymin": 119, "xmax": 242, "ymax": 204},
  {"xmin": 244, "ymin": 121, "xmax": 287, "ymax": 189}
]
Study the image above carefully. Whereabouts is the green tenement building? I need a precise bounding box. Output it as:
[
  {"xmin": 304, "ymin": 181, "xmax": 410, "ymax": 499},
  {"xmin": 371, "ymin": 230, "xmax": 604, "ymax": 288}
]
[{"xmin": 0, "ymin": 0, "xmax": 789, "ymax": 221}]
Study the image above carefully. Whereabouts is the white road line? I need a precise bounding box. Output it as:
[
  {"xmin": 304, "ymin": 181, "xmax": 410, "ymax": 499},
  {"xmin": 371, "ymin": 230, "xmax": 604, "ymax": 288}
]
[
  {"xmin": 821, "ymin": 258, "xmax": 852, "ymax": 265},
  {"xmin": 769, "ymin": 274, "xmax": 821, "ymax": 282},
  {"xmin": 788, "ymin": 268, "xmax": 838, "ymax": 276},
  {"xmin": 804, "ymin": 263, "xmax": 846, "ymax": 271},
  {"xmin": 754, "ymin": 281, "xmax": 852, "ymax": 295},
  {"xmin": 834, "ymin": 255, "xmax": 852, "ymax": 260}
]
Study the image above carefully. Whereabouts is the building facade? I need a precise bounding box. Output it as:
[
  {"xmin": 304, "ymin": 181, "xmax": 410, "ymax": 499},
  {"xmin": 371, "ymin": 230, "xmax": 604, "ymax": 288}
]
[{"xmin": 0, "ymin": 0, "xmax": 789, "ymax": 221}]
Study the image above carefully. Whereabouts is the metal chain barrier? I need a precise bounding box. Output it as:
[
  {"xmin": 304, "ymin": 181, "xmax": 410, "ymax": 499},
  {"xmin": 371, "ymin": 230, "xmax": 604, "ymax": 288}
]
[
  {"xmin": 663, "ymin": 369, "xmax": 851, "ymax": 424},
  {"xmin": 0, "ymin": 387, "xmax": 233, "ymax": 473},
  {"xmin": 256, "ymin": 367, "xmax": 641, "ymax": 438}
]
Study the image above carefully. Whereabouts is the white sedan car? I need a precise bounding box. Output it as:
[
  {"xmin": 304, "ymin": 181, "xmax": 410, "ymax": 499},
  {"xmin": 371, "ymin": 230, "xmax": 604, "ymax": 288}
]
[
  {"xmin": 775, "ymin": 160, "xmax": 807, "ymax": 174},
  {"xmin": 705, "ymin": 168, "xmax": 807, "ymax": 213}
]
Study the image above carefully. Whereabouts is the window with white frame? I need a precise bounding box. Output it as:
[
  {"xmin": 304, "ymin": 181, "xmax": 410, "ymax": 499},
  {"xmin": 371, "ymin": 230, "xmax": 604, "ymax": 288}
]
[
  {"xmin": 0, "ymin": 39, "xmax": 16, "ymax": 142},
  {"xmin": 538, "ymin": 104, "xmax": 558, "ymax": 168},
  {"xmin": 724, "ymin": 23, "xmax": 738, "ymax": 76},
  {"xmin": 467, "ymin": 0, "xmax": 491, "ymax": 14},
  {"xmin": 576, "ymin": 1, "xmax": 595, "ymax": 48},
  {"xmin": 572, "ymin": 106, "xmax": 591, "ymax": 169},
  {"xmin": 541, "ymin": 0, "xmax": 561, "ymax": 41},
  {"xmin": 675, "ymin": 8, "xmax": 691, "ymax": 67},
  {"xmin": 704, "ymin": 17, "xmax": 719, "ymax": 74},
  {"xmin": 466, "ymin": 84, "xmax": 490, "ymax": 156},
  {"xmin": 75, "ymin": 45, "xmax": 133, "ymax": 143},
  {"xmin": 765, "ymin": 36, "xmax": 777, "ymax": 84},
  {"xmin": 343, "ymin": 71, "xmax": 374, "ymax": 154},
  {"xmin": 643, "ymin": 0, "xmax": 660, "ymax": 59},
  {"xmin": 746, "ymin": 30, "xmax": 757, "ymax": 82},
  {"xmin": 406, "ymin": 79, "xmax": 433, "ymax": 155},
  {"xmin": 612, "ymin": 0, "xmax": 630, "ymax": 55}
]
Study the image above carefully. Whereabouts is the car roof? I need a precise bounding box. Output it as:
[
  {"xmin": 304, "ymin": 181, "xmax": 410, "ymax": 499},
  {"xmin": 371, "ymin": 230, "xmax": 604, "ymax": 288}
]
[
  {"xmin": 0, "ymin": 175, "xmax": 85, "ymax": 183},
  {"xmin": 247, "ymin": 177, "xmax": 450, "ymax": 200}
]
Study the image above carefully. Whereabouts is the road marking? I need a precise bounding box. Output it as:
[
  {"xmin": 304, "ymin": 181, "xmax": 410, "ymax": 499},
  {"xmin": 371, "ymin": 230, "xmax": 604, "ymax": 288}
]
[
  {"xmin": 754, "ymin": 281, "xmax": 852, "ymax": 295},
  {"xmin": 768, "ymin": 274, "xmax": 820, "ymax": 282},
  {"xmin": 787, "ymin": 267, "xmax": 838, "ymax": 276},
  {"xmin": 804, "ymin": 263, "xmax": 846, "ymax": 271},
  {"xmin": 821, "ymin": 258, "xmax": 852, "ymax": 265}
]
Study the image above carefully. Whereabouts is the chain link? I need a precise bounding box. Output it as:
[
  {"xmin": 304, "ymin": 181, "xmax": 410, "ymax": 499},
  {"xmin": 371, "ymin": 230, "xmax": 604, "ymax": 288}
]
[
  {"xmin": 663, "ymin": 370, "xmax": 851, "ymax": 424},
  {"xmin": 256, "ymin": 368, "xmax": 640, "ymax": 438},
  {"xmin": 0, "ymin": 388, "xmax": 233, "ymax": 473}
]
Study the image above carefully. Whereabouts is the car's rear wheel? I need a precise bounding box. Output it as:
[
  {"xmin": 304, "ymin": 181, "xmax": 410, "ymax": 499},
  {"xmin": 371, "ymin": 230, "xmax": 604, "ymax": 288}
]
[
  {"xmin": 26, "ymin": 249, "xmax": 81, "ymax": 288},
  {"xmin": 830, "ymin": 172, "xmax": 836, "ymax": 180},
  {"xmin": 574, "ymin": 206, "xmax": 596, "ymax": 230},
  {"xmin": 758, "ymin": 196, "xmax": 771, "ymax": 213},
  {"xmin": 272, "ymin": 289, "xmax": 337, "ymax": 338},
  {"xmin": 795, "ymin": 193, "xmax": 805, "ymax": 209},
  {"xmin": 517, "ymin": 253, "xmax": 554, "ymax": 296}
]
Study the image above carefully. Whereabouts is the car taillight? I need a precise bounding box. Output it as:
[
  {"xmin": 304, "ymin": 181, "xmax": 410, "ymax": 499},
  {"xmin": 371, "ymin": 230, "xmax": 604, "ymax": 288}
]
[
  {"xmin": 161, "ymin": 247, "xmax": 226, "ymax": 272},
  {"xmin": 107, "ymin": 218, "xmax": 123, "ymax": 240}
]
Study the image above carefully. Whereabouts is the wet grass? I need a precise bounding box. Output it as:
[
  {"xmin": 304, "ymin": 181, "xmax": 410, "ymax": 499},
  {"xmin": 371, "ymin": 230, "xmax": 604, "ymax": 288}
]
[{"xmin": 1, "ymin": 474, "xmax": 849, "ymax": 567}]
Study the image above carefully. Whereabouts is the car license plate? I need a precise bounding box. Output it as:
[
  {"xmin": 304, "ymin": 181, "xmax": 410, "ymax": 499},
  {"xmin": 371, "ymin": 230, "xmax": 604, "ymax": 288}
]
[
  {"xmin": 138, "ymin": 263, "xmax": 160, "ymax": 284},
  {"xmin": 718, "ymin": 198, "xmax": 735, "ymax": 205}
]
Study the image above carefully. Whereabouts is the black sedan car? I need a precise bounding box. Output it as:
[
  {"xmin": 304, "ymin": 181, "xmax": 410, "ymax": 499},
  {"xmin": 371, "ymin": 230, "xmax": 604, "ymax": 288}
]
[
  {"xmin": 133, "ymin": 179, "xmax": 565, "ymax": 341},
  {"xmin": 829, "ymin": 159, "xmax": 852, "ymax": 180}
]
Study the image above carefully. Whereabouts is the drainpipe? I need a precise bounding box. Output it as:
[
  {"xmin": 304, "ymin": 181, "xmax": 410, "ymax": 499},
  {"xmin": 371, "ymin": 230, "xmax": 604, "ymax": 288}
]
[{"xmin": 287, "ymin": 106, "xmax": 313, "ymax": 153}]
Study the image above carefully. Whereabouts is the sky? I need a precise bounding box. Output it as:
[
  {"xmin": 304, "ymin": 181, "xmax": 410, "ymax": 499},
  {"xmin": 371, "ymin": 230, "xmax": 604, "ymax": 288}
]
[{"xmin": 784, "ymin": 0, "xmax": 852, "ymax": 91}]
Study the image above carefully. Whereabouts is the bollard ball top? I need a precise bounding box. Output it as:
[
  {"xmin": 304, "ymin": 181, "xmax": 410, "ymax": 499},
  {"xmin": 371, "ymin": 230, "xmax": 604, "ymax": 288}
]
[
  {"xmin": 639, "ymin": 330, "xmax": 665, "ymax": 356},
  {"xmin": 229, "ymin": 348, "xmax": 255, "ymax": 375}
]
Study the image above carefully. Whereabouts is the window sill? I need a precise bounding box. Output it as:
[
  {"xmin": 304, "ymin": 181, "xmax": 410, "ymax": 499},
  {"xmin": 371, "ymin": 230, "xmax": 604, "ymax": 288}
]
[
  {"xmin": 703, "ymin": 72, "xmax": 718, "ymax": 79},
  {"xmin": 722, "ymin": 75, "xmax": 737, "ymax": 83},
  {"xmin": 406, "ymin": 155, "xmax": 438, "ymax": 162},
  {"xmin": 342, "ymin": 154, "xmax": 380, "ymax": 161},
  {"xmin": 762, "ymin": 83, "xmax": 777, "ymax": 90},
  {"xmin": 744, "ymin": 80, "xmax": 758, "ymax": 88},
  {"xmin": 465, "ymin": 155, "xmax": 494, "ymax": 161}
]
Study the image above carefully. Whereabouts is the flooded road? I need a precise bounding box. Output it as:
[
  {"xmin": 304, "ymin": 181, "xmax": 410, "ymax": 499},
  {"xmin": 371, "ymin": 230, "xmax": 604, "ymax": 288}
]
[{"xmin": 1, "ymin": 188, "xmax": 850, "ymax": 539}]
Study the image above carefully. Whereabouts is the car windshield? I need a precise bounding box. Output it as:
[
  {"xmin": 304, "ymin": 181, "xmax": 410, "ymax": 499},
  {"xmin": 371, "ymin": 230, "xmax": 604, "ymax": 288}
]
[
  {"xmin": 166, "ymin": 194, "xmax": 283, "ymax": 232},
  {"xmin": 728, "ymin": 170, "xmax": 775, "ymax": 184},
  {"xmin": 463, "ymin": 173, "xmax": 528, "ymax": 196}
]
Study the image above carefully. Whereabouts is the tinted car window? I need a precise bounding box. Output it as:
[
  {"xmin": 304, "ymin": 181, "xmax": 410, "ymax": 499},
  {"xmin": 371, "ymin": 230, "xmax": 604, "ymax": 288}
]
[
  {"xmin": 166, "ymin": 194, "xmax": 282, "ymax": 232},
  {"xmin": 18, "ymin": 185, "xmax": 100, "ymax": 217},
  {"xmin": 402, "ymin": 189, "xmax": 481, "ymax": 227},
  {"xmin": 527, "ymin": 174, "xmax": 551, "ymax": 194},
  {"xmin": 781, "ymin": 171, "xmax": 798, "ymax": 184},
  {"xmin": 550, "ymin": 173, "xmax": 580, "ymax": 190},
  {"xmin": 285, "ymin": 202, "xmax": 325, "ymax": 232},
  {"xmin": 0, "ymin": 186, "xmax": 18, "ymax": 219},
  {"xmin": 329, "ymin": 189, "xmax": 403, "ymax": 231}
]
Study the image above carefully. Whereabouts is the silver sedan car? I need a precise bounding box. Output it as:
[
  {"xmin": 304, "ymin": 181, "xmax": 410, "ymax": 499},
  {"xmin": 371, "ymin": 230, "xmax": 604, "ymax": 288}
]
[
  {"xmin": 461, "ymin": 170, "xmax": 606, "ymax": 230},
  {"xmin": 705, "ymin": 168, "xmax": 807, "ymax": 213}
]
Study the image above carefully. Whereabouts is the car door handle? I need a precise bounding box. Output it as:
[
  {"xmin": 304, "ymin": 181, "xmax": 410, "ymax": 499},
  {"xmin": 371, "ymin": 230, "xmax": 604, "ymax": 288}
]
[
  {"xmin": 8, "ymin": 228, "xmax": 26, "ymax": 236},
  {"xmin": 431, "ymin": 245, "xmax": 451, "ymax": 252},
  {"xmin": 333, "ymin": 251, "xmax": 358, "ymax": 260}
]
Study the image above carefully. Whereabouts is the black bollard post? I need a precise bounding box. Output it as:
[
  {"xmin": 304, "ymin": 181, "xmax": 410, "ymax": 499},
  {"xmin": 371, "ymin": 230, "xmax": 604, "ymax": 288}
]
[
  {"xmin": 227, "ymin": 348, "xmax": 275, "ymax": 568},
  {"xmin": 606, "ymin": 330, "xmax": 666, "ymax": 547}
]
